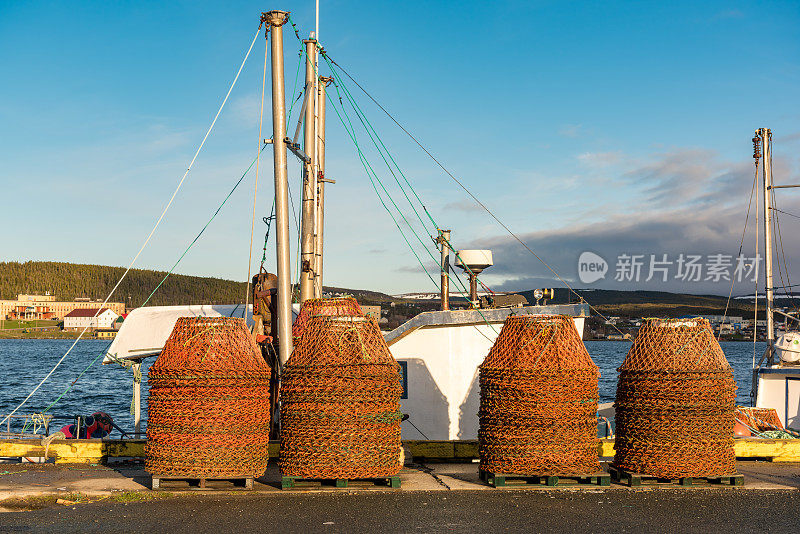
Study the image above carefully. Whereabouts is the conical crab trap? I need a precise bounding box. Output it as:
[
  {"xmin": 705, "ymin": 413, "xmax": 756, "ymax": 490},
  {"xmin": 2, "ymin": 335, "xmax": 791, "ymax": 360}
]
[
  {"xmin": 292, "ymin": 297, "xmax": 363, "ymax": 340},
  {"xmin": 146, "ymin": 317, "xmax": 271, "ymax": 478},
  {"xmin": 280, "ymin": 315, "xmax": 403, "ymax": 479},
  {"xmin": 479, "ymin": 315, "xmax": 600, "ymax": 476},
  {"xmin": 613, "ymin": 318, "xmax": 737, "ymax": 478}
]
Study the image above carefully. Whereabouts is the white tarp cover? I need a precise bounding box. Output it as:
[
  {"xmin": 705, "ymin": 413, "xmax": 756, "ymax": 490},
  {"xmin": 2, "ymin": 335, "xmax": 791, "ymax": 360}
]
[{"xmin": 103, "ymin": 304, "xmax": 298, "ymax": 363}]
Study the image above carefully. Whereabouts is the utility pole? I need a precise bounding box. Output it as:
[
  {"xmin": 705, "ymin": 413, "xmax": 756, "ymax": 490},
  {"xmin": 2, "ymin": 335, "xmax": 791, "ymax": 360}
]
[
  {"xmin": 314, "ymin": 76, "xmax": 332, "ymax": 298},
  {"xmin": 437, "ymin": 229, "xmax": 451, "ymax": 311},
  {"xmin": 299, "ymin": 37, "xmax": 318, "ymax": 303},
  {"xmin": 264, "ymin": 10, "xmax": 293, "ymax": 365},
  {"xmin": 759, "ymin": 128, "xmax": 775, "ymax": 364}
]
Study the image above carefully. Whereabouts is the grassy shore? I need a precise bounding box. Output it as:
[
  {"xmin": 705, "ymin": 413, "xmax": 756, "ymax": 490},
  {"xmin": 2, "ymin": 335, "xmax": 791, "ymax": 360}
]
[{"xmin": 0, "ymin": 329, "xmax": 86, "ymax": 340}]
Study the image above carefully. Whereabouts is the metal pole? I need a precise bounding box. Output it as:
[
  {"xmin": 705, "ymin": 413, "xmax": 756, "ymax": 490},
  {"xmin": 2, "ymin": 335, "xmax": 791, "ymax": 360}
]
[
  {"xmin": 760, "ymin": 128, "xmax": 775, "ymax": 364},
  {"xmin": 299, "ymin": 38, "xmax": 317, "ymax": 303},
  {"xmin": 438, "ymin": 229, "xmax": 451, "ymax": 311},
  {"xmin": 265, "ymin": 10, "xmax": 293, "ymax": 365},
  {"xmin": 133, "ymin": 363, "xmax": 141, "ymax": 438},
  {"xmin": 314, "ymin": 77, "xmax": 330, "ymax": 298},
  {"xmin": 469, "ymin": 273, "xmax": 478, "ymax": 306}
]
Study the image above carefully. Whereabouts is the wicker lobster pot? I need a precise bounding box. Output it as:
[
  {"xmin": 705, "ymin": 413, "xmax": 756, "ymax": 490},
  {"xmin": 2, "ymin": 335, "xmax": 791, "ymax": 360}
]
[
  {"xmin": 479, "ymin": 315, "xmax": 600, "ymax": 476},
  {"xmin": 613, "ymin": 318, "xmax": 737, "ymax": 478},
  {"xmin": 146, "ymin": 317, "xmax": 271, "ymax": 478},
  {"xmin": 279, "ymin": 315, "xmax": 402, "ymax": 479},
  {"xmin": 292, "ymin": 297, "xmax": 363, "ymax": 340}
]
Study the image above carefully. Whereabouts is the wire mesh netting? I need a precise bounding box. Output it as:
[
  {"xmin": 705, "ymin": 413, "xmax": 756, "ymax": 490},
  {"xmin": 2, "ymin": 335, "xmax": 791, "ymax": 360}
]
[
  {"xmin": 479, "ymin": 315, "xmax": 600, "ymax": 476},
  {"xmin": 279, "ymin": 315, "xmax": 403, "ymax": 479},
  {"xmin": 613, "ymin": 318, "xmax": 737, "ymax": 478},
  {"xmin": 735, "ymin": 406, "xmax": 784, "ymax": 431},
  {"xmin": 292, "ymin": 297, "xmax": 364, "ymax": 340},
  {"xmin": 146, "ymin": 317, "xmax": 271, "ymax": 478}
]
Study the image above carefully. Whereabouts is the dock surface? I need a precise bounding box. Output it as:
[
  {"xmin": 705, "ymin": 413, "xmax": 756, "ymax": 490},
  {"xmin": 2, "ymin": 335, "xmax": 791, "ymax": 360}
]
[{"xmin": 1, "ymin": 461, "xmax": 798, "ymax": 532}]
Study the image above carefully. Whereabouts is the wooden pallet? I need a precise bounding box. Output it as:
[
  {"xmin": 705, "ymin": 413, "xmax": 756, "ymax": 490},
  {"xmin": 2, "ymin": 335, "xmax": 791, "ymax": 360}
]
[
  {"xmin": 281, "ymin": 475, "xmax": 400, "ymax": 490},
  {"xmin": 480, "ymin": 471, "xmax": 611, "ymax": 488},
  {"xmin": 151, "ymin": 476, "xmax": 254, "ymax": 490},
  {"xmin": 608, "ymin": 466, "xmax": 744, "ymax": 488}
]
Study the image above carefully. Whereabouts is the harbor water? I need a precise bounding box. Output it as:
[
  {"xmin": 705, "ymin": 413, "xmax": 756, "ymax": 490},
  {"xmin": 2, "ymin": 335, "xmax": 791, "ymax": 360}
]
[{"xmin": 0, "ymin": 339, "xmax": 765, "ymax": 435}]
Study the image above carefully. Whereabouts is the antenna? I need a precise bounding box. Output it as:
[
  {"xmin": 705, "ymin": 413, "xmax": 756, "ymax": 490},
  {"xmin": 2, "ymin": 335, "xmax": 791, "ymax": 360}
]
[{"xmin": 316, "ymin": 0, "xmax": 319, "ymax": 42}]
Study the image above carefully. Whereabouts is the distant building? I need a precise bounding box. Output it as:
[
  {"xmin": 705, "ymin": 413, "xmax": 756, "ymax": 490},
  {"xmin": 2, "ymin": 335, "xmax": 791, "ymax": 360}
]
[
  {"xmin": 361, "ymin": 305, "xmax": 382, "ymax": 322},
  {"xmin": 0, "ymin": 294, "xmax": 125, "ymax": 321},
  {"xmin": 63, "ymin": 308, "xmax": 119, "ymax": 331},
  {"xmin": 95, "ymin": 329, "xmax": 117, "ymax": 339}
]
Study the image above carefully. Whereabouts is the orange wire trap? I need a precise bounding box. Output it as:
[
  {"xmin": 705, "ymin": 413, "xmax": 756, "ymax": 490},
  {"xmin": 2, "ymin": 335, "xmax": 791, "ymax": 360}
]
[
  {"xmin": 146, "ymin": 317, "xmax": 271, "ymax": 478},
  {"xmin": 479, "ymin": 315, "xmax": 600, "ymax": 476},
  {"xmin": 279, "ymin": 315, "xmax": 402, "ymax": 479},
  {"xmin": 613, "ymin": 318, "xmax": 737, "ymax": 478}
]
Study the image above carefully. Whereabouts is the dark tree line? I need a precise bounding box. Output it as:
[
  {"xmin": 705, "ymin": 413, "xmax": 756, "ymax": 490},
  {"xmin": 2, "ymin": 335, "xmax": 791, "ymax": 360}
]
[{"xmin": 0, "ymin": 261, "xmax": 248, "ymax": 307}]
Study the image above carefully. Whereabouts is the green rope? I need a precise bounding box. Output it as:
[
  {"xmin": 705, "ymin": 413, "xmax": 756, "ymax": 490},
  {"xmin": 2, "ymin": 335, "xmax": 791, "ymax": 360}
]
[
  {"xmin": 285, "ymin": 43, "xmax": 305, "ymax": 130},
  {"xmin": 292, "ymin": 42, "xmax": 494, "ymax": 332},
  {"xmin": 323, "ymin": 81, "xmax": 440, "ymax": 288},
  {"xmin": 323, "ymin": 54, "xmax": 436, "ymax": 236},
  {"xmin": 285, "ymin": 23, "xmax": 490, "ymax": 317},
  {"xmin": 143, "ymin": 143, "xmax": 268, "ymax": 306},
  {"xmin": 322, "ymin": 62, "xmax": 492, "ymax": 319},
  {"xmin": 322, "ymin": 53, "xmax": 492, "ymax": 299}
]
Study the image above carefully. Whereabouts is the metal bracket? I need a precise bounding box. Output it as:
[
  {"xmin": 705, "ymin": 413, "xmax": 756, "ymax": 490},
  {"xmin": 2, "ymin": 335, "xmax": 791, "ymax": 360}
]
[{"xmin": 284, "ymin": 137, "xmax": 311, "ymax": 163}]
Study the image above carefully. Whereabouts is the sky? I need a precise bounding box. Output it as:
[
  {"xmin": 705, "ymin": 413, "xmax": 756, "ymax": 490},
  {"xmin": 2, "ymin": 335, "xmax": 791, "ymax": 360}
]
[{"xmin": 1, "ymin": 0, "xmax": 799, "ymax": 301}]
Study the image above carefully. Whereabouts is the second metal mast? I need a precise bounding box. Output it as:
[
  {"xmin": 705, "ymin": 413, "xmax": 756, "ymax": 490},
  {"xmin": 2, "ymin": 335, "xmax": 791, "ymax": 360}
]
[
  {"xmin": 758, "ymin": 128, "xmax": 775, "ymax": 363},
  {"xmin": 300, "ymin": 37, "xmax": 318, "ymax": 302}
]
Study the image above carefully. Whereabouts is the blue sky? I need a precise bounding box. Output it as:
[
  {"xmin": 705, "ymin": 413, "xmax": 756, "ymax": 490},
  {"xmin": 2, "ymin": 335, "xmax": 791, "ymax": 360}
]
[{"xmin": 1, "ymin": 1, "xmax": 798, "ymax": 299}]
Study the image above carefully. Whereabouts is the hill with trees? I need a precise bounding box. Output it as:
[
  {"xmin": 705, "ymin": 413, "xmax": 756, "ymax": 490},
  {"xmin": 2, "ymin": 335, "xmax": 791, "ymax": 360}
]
[{"xmin": 0, "ymin": 261, "xmax": 247, "ymax": 307}]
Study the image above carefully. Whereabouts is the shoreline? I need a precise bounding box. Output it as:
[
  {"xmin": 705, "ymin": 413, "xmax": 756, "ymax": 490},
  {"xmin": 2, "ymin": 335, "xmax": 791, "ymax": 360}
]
[{"xmin": 0, "ymin": 331, "xmax": 104, "ymax": 340}]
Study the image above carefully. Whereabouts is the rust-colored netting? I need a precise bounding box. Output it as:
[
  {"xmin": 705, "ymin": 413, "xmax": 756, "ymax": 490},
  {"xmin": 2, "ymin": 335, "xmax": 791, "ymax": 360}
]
[
  {"xmin": 479, "ymin": 315, "xmax": 600, "ymax": 476},
  {"xmin": 292, "ymin": 297, "xmax": 363, "ymax": 340},
  {"xmin": 279, "ymin": 315, "xmax": 402, "ymax": 479},
  {"xmin": 146, "ymin": 317, "xmax": 271, "ymax": 478},
  {"xmin": 736, "ymin": 406, "xmax": 783, "ymax": 431},
  {"xmin": 613, "ymin": 318, "xmax": 737, "ymax": 478}
]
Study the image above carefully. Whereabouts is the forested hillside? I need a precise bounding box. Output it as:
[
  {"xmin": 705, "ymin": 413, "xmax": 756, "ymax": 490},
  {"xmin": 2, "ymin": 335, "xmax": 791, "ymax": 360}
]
[{"xmin": 0, "ymin": 261, "xmax": 247, "ymax": 306}]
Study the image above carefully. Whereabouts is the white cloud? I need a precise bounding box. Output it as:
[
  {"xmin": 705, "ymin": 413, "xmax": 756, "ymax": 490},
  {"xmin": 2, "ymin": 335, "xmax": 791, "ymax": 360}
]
[
  {"xmin": 559, "ymin": 124, "xmax": 583, "ymax": 138},
  {"xmin": 577, "ymin": 151, "xmax": 622, "ymax": 168}
]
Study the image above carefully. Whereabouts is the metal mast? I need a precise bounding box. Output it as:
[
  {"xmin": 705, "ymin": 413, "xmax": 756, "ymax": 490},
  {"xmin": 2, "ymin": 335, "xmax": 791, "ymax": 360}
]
[
  {"xmin": 314, "ymin": 76, "xmax": 332, "ymax": 297},
  {"xmin": 758, "ymin": 128, "xmax": 775, "ymax": 364},
  {"xmin": 299, "ymin": 37, "xmax": 318, "ymax": 302},
  {"xmin": 437, "ymin": 229, "xmax": 451, "ymax": 311},
  {"xmin": 264, "ymin": 10, "xmax": 293, "ymax": 365}
]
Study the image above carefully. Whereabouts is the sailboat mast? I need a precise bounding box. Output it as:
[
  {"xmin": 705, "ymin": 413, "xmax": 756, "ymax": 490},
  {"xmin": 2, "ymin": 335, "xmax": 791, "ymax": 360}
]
[{"xmin": 758, "ymin": 128, "xmax": 775, "ymax": 363}]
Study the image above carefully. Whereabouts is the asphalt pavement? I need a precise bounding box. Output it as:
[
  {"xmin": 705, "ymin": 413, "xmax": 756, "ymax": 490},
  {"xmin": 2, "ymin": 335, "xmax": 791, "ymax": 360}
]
[{"xmin": 1, "ymin": 489, "xmax": 799, "ymax": 533}]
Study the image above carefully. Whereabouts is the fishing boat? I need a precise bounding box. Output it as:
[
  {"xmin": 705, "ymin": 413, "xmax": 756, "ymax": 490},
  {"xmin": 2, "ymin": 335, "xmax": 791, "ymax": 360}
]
[
  {"xmin": 747, "ymin": 129, "xmax": 800, "ymax": 434},
  {"xmin": 103, "ymin": 8, "xmax": 590, "ymax": 441}
]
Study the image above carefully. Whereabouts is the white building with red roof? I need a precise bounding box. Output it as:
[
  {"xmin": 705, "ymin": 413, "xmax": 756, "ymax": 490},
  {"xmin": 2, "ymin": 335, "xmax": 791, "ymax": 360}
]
[{"xmin": 63, "ymin": 307, "xmax": 119, "ymax": 331}]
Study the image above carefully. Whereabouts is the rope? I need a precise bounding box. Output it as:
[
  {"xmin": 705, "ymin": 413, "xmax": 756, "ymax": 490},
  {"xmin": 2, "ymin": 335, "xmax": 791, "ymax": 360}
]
[
  {"xmin": 0, "ymin": 27, "xmax": 262, "ymax": 430},
  {"xmin": 718, "ymin": 165, "xmax": 759, "ymax": 340},
  {"xmin": 311, "ymin": 51, "xmax": 498, "ymax": 335},
  {"xmin": 316, "ymin": 49, "xmax": 493, "ymax": 315},
  {"xmin": 245, "ymin": 33, "xmax": 270, "ymax": 312},
  {"xmin": 319, "ymin": 49, "xmax": 625, "ymax": 336},
  {"xmin": 27, "ymin": 141, "xmax": 267, "ymax": 428}
]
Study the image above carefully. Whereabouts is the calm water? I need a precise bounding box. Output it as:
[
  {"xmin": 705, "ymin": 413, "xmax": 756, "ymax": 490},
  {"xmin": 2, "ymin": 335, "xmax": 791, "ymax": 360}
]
[{"xmin": 0, "ymin": 339, "xmax": 764, "ymax": 435}]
